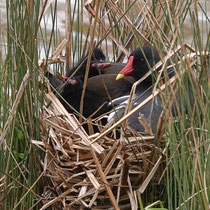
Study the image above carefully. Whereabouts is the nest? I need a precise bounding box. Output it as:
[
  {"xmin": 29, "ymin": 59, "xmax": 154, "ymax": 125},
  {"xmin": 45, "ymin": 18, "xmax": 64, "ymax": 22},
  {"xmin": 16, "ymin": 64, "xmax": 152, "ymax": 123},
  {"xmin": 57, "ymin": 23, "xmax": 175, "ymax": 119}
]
[
  {"xmin": 37, "ymin": 89, "xmax": 165, "ymax": 209},
  {"xmin": 34, "ymin": 43, "xmax": 202, "ymax": 209}
]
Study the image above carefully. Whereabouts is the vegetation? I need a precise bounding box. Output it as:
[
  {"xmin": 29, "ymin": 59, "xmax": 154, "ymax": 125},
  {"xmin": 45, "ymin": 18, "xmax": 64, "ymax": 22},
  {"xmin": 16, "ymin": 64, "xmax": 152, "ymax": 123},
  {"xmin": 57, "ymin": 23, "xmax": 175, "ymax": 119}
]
[{"xmin": 0, "ymin": 0, "xmax": 209, "ymax": 209}]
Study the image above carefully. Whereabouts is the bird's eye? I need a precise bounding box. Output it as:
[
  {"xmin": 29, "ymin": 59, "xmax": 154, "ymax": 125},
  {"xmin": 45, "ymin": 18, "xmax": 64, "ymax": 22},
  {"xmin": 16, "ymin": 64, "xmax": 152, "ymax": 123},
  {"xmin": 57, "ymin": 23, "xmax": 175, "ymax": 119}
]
[{"xmin": 140, "ymin": 58, "xmax": 144, "ymax": 62}]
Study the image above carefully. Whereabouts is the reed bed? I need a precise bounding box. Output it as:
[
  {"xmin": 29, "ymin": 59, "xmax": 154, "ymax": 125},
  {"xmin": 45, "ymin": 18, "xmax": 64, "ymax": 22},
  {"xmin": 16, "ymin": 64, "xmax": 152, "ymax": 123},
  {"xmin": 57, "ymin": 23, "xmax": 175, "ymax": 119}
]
[{"xmin": 0, "ymin": 0, "xmax": 209, "ymax": 209}]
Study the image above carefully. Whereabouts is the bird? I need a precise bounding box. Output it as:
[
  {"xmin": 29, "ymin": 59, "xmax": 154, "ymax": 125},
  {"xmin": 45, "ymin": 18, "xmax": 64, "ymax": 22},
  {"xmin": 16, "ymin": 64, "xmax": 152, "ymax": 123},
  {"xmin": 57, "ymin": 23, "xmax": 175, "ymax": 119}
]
[
  {"xmin": 58, "ymin": 77, "xmax": 110, "ymax": 118},
  {"xmin": 108, "ymin": 46, "xmax": 174, "ymax": 134},
  {"xmin": 46, "ymin": 48, "xmax": 108, "ymax": 93},
  {"xmin": 66, "ymin": 48, "xmax": 107, "ymax": 81},
  {"xmin": 46, "ymin": 48, "xmax": 136, "ymax": 119},
  {"xmin": 45, "ymin": 71, "xmax": 64, "ymax": 92},
  {"xmin": 116, "ymin": 46, "xmax": 174, "ymax": 82},
  {"xmin": 58, "ymin": 70, "xmax": 135, "ymax": 118},
  {"xmin": 67, "ymin": 48, "xmax": 135, "ymax": 80}
]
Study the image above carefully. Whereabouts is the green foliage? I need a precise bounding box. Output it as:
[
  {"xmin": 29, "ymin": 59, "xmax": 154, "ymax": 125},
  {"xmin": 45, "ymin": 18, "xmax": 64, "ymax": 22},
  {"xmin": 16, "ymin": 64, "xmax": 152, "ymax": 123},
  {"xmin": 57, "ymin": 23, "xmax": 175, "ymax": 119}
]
[{"xmin": 0, "ymin": 0, "xmax": 44, "ymax": 209}]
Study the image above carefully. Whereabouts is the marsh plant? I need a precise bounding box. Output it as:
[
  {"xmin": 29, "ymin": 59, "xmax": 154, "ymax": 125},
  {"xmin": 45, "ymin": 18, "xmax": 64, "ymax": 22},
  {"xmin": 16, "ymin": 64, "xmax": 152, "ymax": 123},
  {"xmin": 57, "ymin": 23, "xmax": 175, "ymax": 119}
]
[{"xmin": 0, "ymin": 0, "xmax": 209, "ymax": 209}]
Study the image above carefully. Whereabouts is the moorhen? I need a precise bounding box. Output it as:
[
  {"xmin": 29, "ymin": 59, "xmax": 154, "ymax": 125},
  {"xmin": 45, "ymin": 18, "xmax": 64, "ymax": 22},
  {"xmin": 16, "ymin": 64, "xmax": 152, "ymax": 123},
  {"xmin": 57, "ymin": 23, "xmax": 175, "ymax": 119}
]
[
  {"xmin": 66, "ymin": 48, "xmax": 107, "ymax": 80},
  {"xmin": 47, "ymin": 48, "xmax": 136, "ymax": 118},
  {"xmin": 46, "ymin": 48, "xmax": 108, "ymax": 92},
  {"xmin": 108, "ymin": 46, "xmax": 174, "ymax": 133},
  {"xmin": 116, "ymin": 46, "xmax": 174, "ymax": 81},
  {"xmin": 66, "ymin": 48, "xmax": 137, "ymax": 80},
  {"xmin": 58, "ymin": 73, "xmax": 135, "ymax": 118}
]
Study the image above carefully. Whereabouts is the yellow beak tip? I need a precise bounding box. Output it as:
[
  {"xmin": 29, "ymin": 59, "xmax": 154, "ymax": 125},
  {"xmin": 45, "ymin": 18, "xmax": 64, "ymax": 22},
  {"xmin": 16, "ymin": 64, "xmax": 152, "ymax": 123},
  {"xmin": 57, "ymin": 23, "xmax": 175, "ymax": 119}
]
[{"xmin": 116, "ymin": 74, "xmax": 124, "ymax": 80}]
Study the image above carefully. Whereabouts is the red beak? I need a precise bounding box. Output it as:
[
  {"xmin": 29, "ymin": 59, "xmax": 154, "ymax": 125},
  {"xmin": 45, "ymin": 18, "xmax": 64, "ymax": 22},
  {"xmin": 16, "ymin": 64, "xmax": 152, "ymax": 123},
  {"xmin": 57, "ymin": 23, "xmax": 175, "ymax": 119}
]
[{"xmin": 116, "ymin": 56, "xmax": 134, "ymax": 80}]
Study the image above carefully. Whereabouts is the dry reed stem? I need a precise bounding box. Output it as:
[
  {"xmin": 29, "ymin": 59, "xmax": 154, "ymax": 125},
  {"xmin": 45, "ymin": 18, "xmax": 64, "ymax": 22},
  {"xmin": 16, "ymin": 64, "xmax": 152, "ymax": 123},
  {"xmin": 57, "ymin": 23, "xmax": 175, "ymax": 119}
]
[
  {"xmin": 80, "ymin": 1, "xmax": 101, "ymax": 118},
  {"xmin": 65, "ymin": 0, "xmax": 71, "ymax": 74},
  {"xmin": 90, "ymin": 145, "xmax": 120, "ymax": 210},
  {"xmin": 0, "ymin": 70, "xmax": 30, "ymax": 146},
  {"xmin": 37, "ymin": 0, "xmax": 49, "ymax": 29},
  {"xmin": 86, "ymin": 170, "xmax": 100, "ymax": 190},
  {"xmin": 40, "ymin": 188, "xmax": 72, "ymax": 210},
  {"xmin": 138, "ymin": 114, "xmax": 153, "ymax": 135},
  {"xmin": 85, "ymin": 1, "xmax": 130, "ymax": 56},
  {"xmin": 52, "ymin": 38, "xmax": 68, "ymax": 61}
]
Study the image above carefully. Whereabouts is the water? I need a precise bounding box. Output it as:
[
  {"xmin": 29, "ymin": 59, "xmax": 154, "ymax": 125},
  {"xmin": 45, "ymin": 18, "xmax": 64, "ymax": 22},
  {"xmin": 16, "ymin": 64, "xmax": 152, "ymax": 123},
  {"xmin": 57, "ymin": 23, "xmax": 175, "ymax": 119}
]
[{"xmin": 0, "ymin": 0, "xmax": 209, "ymax": 59}]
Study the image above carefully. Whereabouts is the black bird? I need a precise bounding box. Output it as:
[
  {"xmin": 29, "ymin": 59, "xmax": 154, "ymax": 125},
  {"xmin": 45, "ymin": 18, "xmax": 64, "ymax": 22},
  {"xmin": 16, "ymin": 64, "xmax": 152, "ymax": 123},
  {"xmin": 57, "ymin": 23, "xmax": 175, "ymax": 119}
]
[
  {"xmin": 67, "ymin": 48, "xmax": 133, "ymax": 79},
  {"xmin": 116, "ymin": 46, "xmax": 173, "ymax": 81},
  {"xmin": 66, "ymin": 48, "xmax": 107, "ymax": 80},
  {"xmin": 46, "ymin": 48, "xmax": 136, "ymax": 118},
  {"xmin": 58, "ymin": 73, "xmax": 135, "ymax": 118},
  {"xmin": 108, "ymin": 46, "xmax": 173, "ymax": 133},
  {"xmin": 46, "ymin": 48, "xmax": 108, "ymax": 92},
  {"xmin": 58, "ymin": 77, "xmax": 110, "ymax": 118}
]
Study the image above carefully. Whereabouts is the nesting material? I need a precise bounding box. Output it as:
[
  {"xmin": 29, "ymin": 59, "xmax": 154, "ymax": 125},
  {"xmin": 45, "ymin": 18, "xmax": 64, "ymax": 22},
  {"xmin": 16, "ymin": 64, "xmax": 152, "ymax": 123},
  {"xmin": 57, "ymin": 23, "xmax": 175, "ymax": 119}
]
[{"xmin": 37, "ymin": 89, "xmax": 164, "ymax": 209}]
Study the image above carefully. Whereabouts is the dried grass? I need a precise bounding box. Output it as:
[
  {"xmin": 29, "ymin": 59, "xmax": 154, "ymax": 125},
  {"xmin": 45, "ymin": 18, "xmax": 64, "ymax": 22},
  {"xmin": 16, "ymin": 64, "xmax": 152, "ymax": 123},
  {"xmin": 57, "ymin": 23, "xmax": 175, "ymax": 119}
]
[{"xmin": 36, "ymin": 88, "xmax": 159, "ymax": 209}]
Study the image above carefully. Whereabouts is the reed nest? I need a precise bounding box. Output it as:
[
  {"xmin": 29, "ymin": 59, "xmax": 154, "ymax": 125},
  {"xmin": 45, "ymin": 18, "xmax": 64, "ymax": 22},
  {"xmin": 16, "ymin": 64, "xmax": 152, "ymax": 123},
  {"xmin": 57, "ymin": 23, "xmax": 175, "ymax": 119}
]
[
  {"xmin": 36, "ymin": 44, "xmax": 203, "ymax": 209},
  {"xmin": 38, "ymin": 91, "xmax": 164, "ymax": 209}
]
